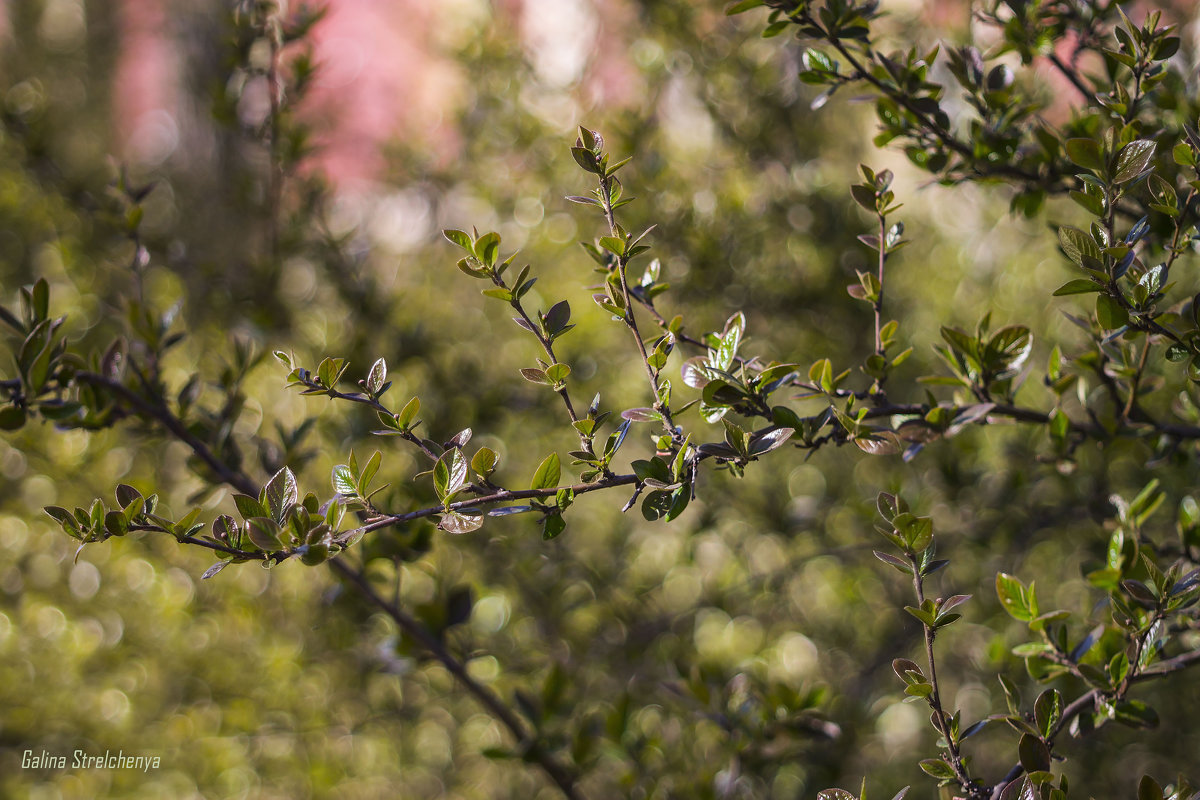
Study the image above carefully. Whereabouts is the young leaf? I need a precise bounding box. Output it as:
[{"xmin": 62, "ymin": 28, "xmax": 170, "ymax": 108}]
[
  {"xmin": 531, "ymin": 452, "xmax": 561, "ymax": 491},
  {"xmin": 263, "ymin": 467, "xmax": 299, "ymax": 522}
]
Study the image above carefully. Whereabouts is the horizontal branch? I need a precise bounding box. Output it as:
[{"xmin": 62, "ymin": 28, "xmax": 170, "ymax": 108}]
[
  {"xmin": 989, "ymin": 646, "xmax": 1200, "ymax": 798},
  {"xmin": 333, "ymin": 473, "xmax": 640, "ymax": 546}
]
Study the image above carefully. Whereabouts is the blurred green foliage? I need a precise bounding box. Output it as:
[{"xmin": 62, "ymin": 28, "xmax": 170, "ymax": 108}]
[{"xmin": 3, "ymin": 1, "xmax": 1200, "ymax": 800}]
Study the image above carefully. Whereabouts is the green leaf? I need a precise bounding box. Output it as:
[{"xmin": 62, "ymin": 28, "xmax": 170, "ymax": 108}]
[
  {"xmin": 245, "ymin": 517, "xmax": 282, "ymax": 551},
  {"xmin": 1058, "ymin": 226, "xmax": 1101, "ymax": 267},
  {"xmin": 531, "ymin": 452, "xmax": 561, "ymax": 491},
  {"xmin": 31, "ymin": 278, "xmax": 49, "ymax": 321},
  {"xmin": 918, "ymin": 759, "xmax": 956, "ymax": 780},
  {"xmin": 851, "ymin": 183, "xmax": 877, "ymax": 212},
  {"xmin": 433, "ymin": 455, "xmax": 450, "ymax": 501},
  {"xmin": 816, "ymin": 791, "xmax": 857, "ymax": 800},
  {"xmin": 443, "ymin": 229, "xmax": 473, "ymax": 250},
  {"xmin": 439, "ymin": 511, "xmax": 484, "ymax": 535},
  {"xmin": 996, "ymin": 572, "xmax": 1032, "ymax": 621},
  {"xmin": 1053, "ymin": 279, "xmax": 1101, "ymax": 296},
  {"xmin": 332, "ymin": 464, "xmax": 358, "ymax": 497},
  {"xmin": 366, "ymin": 358, "xmax": 387, "ymax": 395},
  {"xmin": 472, "ymin": 446, "xmax": 498, "ymax": 478},
  {"xmin": 1096, "ymin": 294, "xmax": 1129, "ymax": 330},
  {"xmin": 360, "ymin": 450, "xmax": 381, "ymax": 494},
  {"xmin": 1034, "ymin": 689, "xmax": 1061, "ymax": 738},
  {"xmin": 725, "ymin": 0, "xmax": 765, "ymax": 14},
  {"xmin": 542, "ymin": 513, "xmax": 566, "ymax": 540},
  {"xmin": 1138, "ymin": 775, "xmax": 1164, "ymax": 800},
  {"xmin": 716, "ymin": 312, "xmax": 745, "ymax": 371},
  {"xmin": 445, "ymin": 448, "xmax": 468, "ymax": 496},
  {"xmin": 482, "ymin": 288, "xmax": 513, "ymax": 302},
  {"xmin": 475, "ymin": 232, "xmax": 501, "ymax": 266},
  {"xmin": 520, "ymin": 367, "xmax": 551, "ymax": 385},
  {"xmin": 599, "ymin": 236, "xmax": 625, "ymax": 256},
  {"xmin": 622, "ymin": 407, "xmax": 663, "ymax": 423},
  {"xmin": 234, "ymin": 494, "xmax": 268, "ymax": 520},
  {"xmin": 1112, "ymin": 699, "xmax": 1159, "ymax": 729},
  {"xmin": 1065, "ymin": 138, "xmax": 1105, "ymax": 172},
  {"xmin": 1114, "ymin": 140, "xmax": 1156, "ymax": 184},
  {"xmin": 396, "ymin": 396, "xmax": 420, "ymax": 430},
  {"xmin": 1018, "ymin": 733, "xmax": 1051, "ymax": 772},
  {"xmin": 263, "ymin": 467, "xmax": 299, "ymax": 522}
]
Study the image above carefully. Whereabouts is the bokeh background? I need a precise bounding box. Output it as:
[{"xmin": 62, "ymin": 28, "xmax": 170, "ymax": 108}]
[{"xmin": 2, "ymin": 1, "xmax": 1200, "ymax": 798}]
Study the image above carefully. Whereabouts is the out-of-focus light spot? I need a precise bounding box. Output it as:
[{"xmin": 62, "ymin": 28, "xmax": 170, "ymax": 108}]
[
  {"xmin": 521, "ymin": 0, "xmax": 596, "ymax": 88},
  {"xmin": 28, "ymin": 553, "xmax": 61, "ymax": 590},
  {"xmin": 35, "ymin": 605, "xmax": 67, "ymax": 640},
  {"xmin": 787, "ymin": 204, "xmax": 814, "ymax": 233},
  {"xmin": 694, "ymin": 607, "xmax": 730, "ymax": 659},
  {"xmin": 0, "ymin": 611, "xmax": 11, "ymax": 647},
  {"xmin": 99, "ymin": 610, "xmax": 124, "ymax": 647},
  {"xmin": 544, "ymin": 212, "xmax": 577, "ymax": 244},
  {"xmin": 99, "ymin": 688, "xmax": 130, "ymax": 724},
  {"xmin": 369, "ymin": 189, "xmax": 433, "ymax": 253},
  {"xmin": 461, "ymin": 714, "xmax": 501, "ymax": 749},
  {"xmin": 466, "ymin": 655, "xmax": 499, "ymax": 683},
  {"xmin": 329, "ymin": 193, "xmax": 369, "ymax": 238},
  {"xmin": 694, "ymin": 534, "xmax": 731, "ymax": 574},
  {"xmin": 470, "ymin": 594, "xmax": 510, "ymax": 634},
  {"xmin": 69, "ymin": 560, "xmax": 101, "ymax": 600},
  {"xmin": 76, "ymin": 617, "xmax": 104, "ymax": 654},
  {"xmin": 48, "ymin": 427, "xmax": 89, "ymax": 462},
  {"xmin": 632, "ymin": 38, "xmax": 664, "ymax": 69},
  {"xmin": 660, "ymin": 567, "xmax": 701, "ymax": 613},
  {"xmin": 513, "ymin": 197, "xmax": 544, "ymax": 228},
  {"xmin": 399, "ymin": 567, "xmax": 434, "ymax": 605},
  {"xmin": 165, "ymin": 567, "xmax": 195, "ymax": 607},
  {"xmin": 128, "ymin": 109, "xmax": 179, "ymax": 166},
  {"xmin": 98, "ymin": 446, "xmax": 133, "ymax": 482},
  {"xmin": 661, "ymin": 77, "xmax": 715, "ymax": 154},
  {"xmin": 234, "ymin": 560, "xmax": 269, "ymax": 596},
  {"xmin": 6, "ymin": 81, "xmax": 44, "ymax": 118},
  {"xmin": 38, "ymin": 0, "xmax": 86, "ymax": 51},
  {"xmin": 0, "ymin": 443, "xmax": 26, "ymax": 479},
  {"xmin": 632, "ymin": 529, "xmax": 683, "ymax": 580},
  {"xmin": 692, "ymin": 189, "xmax": 716, "ymax": 217},
  {"xmin": 0, "ymin": 514, "xmax": 28, "ymax": 548},
  {"xmin": 746, "ymin": 535, "xmax": 785, "ymax": 575},
  {"xmin": 877, "ymin": 701, "xmax": 922, "ymax": 754},
  {"xmin": 21, "ymin": 474, "xmax": 57, "ymax": 510},
  {"xmin": 281, "ymin": 258, "xmax": 318, "ymax": 303},
  {"xmin": 953, "ymin": 682, "xmax": 992, "ymax": 724},
  {"xmin": 666, "ymin": 50, "xmax": 693, "ymax": 76},
  {"xmin": 772, "ymin": 632, "xmax": 818, "ymax": 682},
  {"xmin": 125, "ymin": 559, "xmax": 157, "ymax": 593}
]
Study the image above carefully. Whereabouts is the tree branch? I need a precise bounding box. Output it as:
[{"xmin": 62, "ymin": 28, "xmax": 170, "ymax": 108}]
[{"xmin": 328, "ymin": 559, "xmax": 587, "ymax": 800}]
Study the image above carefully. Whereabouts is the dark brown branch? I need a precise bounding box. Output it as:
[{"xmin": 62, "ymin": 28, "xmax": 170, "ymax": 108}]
[
  {"xmin": 328, "ymin": 559, "xmax": 586, "ymax": 800},
  {"xmin": 1046, "ymin": 52, "xmax": 1094, "ymax": 103},
  {"xmin": 75, "ymin": 371, "xmax": 258, "ymax": 496}
]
